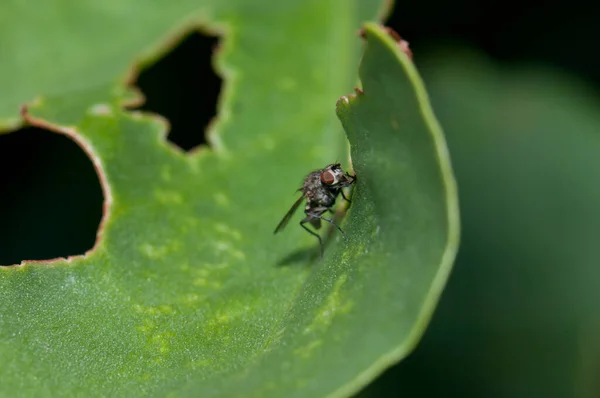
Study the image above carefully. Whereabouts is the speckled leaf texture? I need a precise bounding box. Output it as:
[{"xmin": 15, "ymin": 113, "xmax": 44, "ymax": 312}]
[{"xmin": 0, "ymin": 1, "xmax": 459, "ymax": 397}]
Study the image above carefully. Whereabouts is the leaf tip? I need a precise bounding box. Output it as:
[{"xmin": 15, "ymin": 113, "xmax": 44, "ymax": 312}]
[
  {"xmin": 337, "ymin": 87, "xmax": 363, "ymax": 106},
  {"xmin": 336, "ymin": 87, "xmax": 364, "ymax": 119},
  {"xmin": 19, "ymin": 103, "xmax": 28, "ymax": 118},
  {"xmin": 359, "ymin": 23, "xmax": 413, "ymax": 60}
]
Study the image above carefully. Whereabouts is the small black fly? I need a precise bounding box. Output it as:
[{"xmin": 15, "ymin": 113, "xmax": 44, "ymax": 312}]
[{"xmin": 274, "ymin": 163, "xmax": 356, "ymax": 257}]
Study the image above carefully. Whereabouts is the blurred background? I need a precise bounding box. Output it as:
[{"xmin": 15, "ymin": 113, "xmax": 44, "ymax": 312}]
[{"xmin": 2, "ymin": 1, "xmax": 600, "ymax": 397}]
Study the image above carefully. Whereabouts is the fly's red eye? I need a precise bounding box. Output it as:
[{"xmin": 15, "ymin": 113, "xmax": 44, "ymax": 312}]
[{"xmin": 320, "ymin": 171, "xmax": 335, "ymax": 185}]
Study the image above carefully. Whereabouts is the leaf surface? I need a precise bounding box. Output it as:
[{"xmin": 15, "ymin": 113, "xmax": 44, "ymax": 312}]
[
  {"xmin": 371, "ymin": 51, "xmax": 600, "ymax": 398},
  {"xmin": 0, "ymin": 5, "xmax": 458, "ymax": 397}
]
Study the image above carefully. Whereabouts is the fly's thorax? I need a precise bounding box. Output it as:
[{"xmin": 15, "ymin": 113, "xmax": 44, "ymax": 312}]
[
  {"xmin": 302, "ymin": 171, "xmax": 322, "ymax": 192},
  {"xmin": 314, "ymin": 187, "xmax": 336, "ymax": 207}
]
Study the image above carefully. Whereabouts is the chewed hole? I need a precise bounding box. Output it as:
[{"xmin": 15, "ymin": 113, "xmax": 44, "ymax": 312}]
[
  {"xmin": 0, "ymin": 127, "xmax": 103, "ymax": 266},
  {"xmin": 134, "ymin": 31, "xmax": 222, "ymax": 152}
]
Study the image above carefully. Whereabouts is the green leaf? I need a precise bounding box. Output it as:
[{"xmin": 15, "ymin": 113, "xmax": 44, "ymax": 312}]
[
  {"xmin": 386, "ymin": 50, "xmax": 600, "ymax": 398},
  {"xmin": 356, "ymin": 49, "xmax": 600, "ymax": 398},
  {"xmin": 0, "ymin": 5, "xmax": 458, "ymax": 398}
]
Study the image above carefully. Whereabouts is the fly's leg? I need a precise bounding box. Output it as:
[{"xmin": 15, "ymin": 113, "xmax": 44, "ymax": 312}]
[
  {"xmin": 340, "ymin": 190, "xmax": 352, "ymax": 204},
  {"xmin": 307, "ymin": 212, "xmax": 347, "ymax": 242},
  {"xmin": 300, "ymin": 219, "xmax": 324, "ymax": 258}
]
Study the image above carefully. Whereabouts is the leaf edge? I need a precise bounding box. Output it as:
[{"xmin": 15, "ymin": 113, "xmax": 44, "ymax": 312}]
[{"xmin": 330, "ymin": 22, "xmax": 461, "ymax": 398}]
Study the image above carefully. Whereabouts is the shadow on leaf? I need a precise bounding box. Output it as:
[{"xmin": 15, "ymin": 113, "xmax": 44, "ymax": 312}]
[
  {"xmin": 276, "ymin": 246, "xmax": 320, "ymax": 267},
  {"xmin": 276, "ymin": 220, "xmax": 346, "ymax": 267}
]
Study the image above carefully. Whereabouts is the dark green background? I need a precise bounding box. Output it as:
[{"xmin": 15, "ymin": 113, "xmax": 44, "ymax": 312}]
[{"xmin": 2, "ymin": 2, "xmax": 599, "ymax": 397}]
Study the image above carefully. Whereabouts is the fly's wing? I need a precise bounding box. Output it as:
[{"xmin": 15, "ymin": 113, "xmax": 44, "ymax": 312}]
[{"xmin": 274, "ymin": 195, "xmax": 304, "ymax": 234}]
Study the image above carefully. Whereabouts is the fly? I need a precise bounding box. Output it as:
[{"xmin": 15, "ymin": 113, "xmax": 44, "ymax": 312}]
[{"xmin": 274, "ymin": 163, "xmax": 356, "ymax": 257}]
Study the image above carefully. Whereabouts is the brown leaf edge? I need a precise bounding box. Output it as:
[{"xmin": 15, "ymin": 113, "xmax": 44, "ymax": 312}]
[
  {"xmin": 358, "ymin": 24, "xmax": 413, "ymax": 59},
  {"xmin": 5, "ymin": 105, "xmax": 115, "ymax": 267},
  {"xmin": 119, "ymin": 16, "xmax": 231, "ymax": 157},
  {"xmin": 2, "ymin": 6, "xmax": 399, "ymax": 267},
  {"xmin": 3, "ymin": 17, "xmax": 232, "ymax": 267}
]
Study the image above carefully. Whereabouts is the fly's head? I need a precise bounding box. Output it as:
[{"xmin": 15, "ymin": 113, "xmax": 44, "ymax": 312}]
[{"xmin": 319, "ymin": 163, "xmax": 356, "ymax": 190}]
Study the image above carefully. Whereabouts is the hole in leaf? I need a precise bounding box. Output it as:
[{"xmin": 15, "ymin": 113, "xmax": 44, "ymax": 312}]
[
  {"xmin": 134, "ymin": 31, "xmax": 222, "ymax": 152},
  {"xmin": 0, "ymin": 127, "xmax": 103, "ymax": 266}
]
